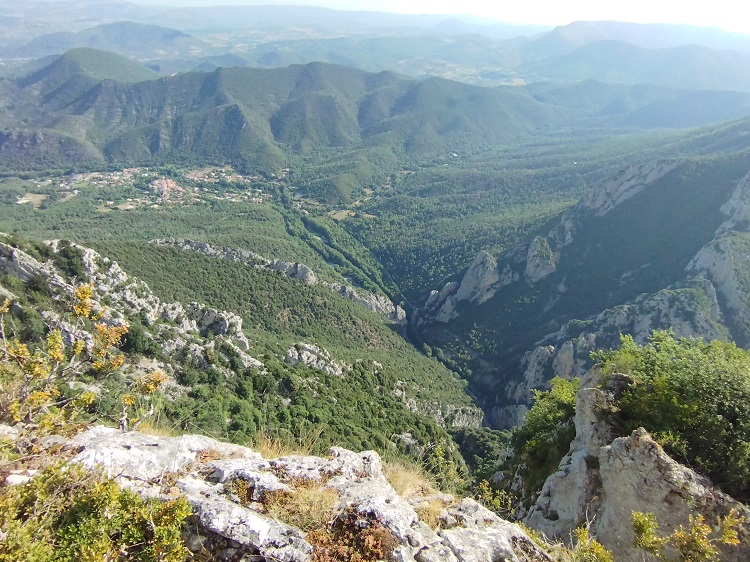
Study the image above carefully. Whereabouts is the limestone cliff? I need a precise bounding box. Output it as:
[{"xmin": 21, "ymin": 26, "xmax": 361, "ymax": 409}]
[
  {"xmin": 0, "ymin": 238, "xmax": 262, "ymax": 375},
  {"xmin": 490, "ymin": 278, "xmax": 728, "ymax": 428},
  {"xmin": 417, "ymin": 156, "xmax": 750, "ymax": 430},
  {"xmin": 422, "ymin": 161, "xmax": 681, "ymax": 325},
  {"xmin": 524, "ymin": 379, "xmax": 750, "ymax": 562}
]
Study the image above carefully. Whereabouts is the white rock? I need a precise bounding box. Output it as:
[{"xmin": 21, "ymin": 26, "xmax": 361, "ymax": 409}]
[
  {"xmin": 70, "ymin": 426, "xmax": 258, "ymax": 480},
  {"xmin": 525, "ymin": 382, "xmax": 750, "ymax": 562}
]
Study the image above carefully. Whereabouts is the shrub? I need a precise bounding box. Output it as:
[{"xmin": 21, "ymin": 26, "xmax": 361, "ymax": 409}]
[
  {"xmin": 473, "ymin": 479, "xmax": 516, "ymax": 519},
  {"xmin": 511, "ymin": 376, "xmax": 579, "ymax": 496},
  {"xmin": 307, "ymin": 509, "xmax": 397, "ymax": 562},
  {"xmin": 632, "ymin": 509, "xmax": 744, "ymax": 562},
  {"xmin": 0, "ymin": 289, "xmax": 126, "ymax": 433},
  {"xmin": 262, "ymin": 479, "xmax": 339, "ymax": 532},
  {"xmin": 0, "ymin": 462, "xmax": 191, "ymax": 562},
  {"xmin": 594, "ymin": 331, "xmax": 750, "ymax": 500}
]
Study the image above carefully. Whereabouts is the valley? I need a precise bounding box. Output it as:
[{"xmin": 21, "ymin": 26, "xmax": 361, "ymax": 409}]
[{"xmin": 2, "ymin": 3, "xmax": 750, "ymax": 560}]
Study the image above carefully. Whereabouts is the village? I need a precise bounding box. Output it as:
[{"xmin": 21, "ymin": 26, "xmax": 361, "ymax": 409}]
[{"xmin": 15, "ymin": 166, "xmax": 274, "ymax": 211}]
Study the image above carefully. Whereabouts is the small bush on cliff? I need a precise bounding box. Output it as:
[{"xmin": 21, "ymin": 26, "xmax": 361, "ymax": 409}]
[
  {"xmin": 594, "ymin": 331, "xmax": 750, "ymax": 501},
  {"xmin": 632, "ymin": 509, "xmax": 743, "ymax": 562},
  {"xmin": 0, "ymin": 288, "xmax": 127, "ymax": 434},
  {"xmin": 511, "ymin": 376, "xmax": 579, "ymax": 496},
  {"xmin": 307, "ymin": 509, "xmax": 397, "ymax": 562}
]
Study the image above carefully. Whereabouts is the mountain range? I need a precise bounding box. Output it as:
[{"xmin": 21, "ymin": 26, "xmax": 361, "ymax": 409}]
[
  {"xmin": 3, "ymin": 7, "xmax": 750, "ymax": 91},
  {"xmin": 3, "ymin": 47, "xmax": 750, "ymax": 185}
]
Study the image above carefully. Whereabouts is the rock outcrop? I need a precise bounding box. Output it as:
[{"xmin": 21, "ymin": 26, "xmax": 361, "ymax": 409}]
[
  {"xmin": 546, "ymin": 160, "xmax": 682, "ymax": 255},
  {"xmin": 424, "ymin": 252, "xmax": 518, "ymax": 323},
  {"xmin": 0, "ymin": 239, "xmax": 265, "ymax": 378},
  {"xmin": 524, "ymin": 379, "xmax": 750, "ymax": 562},
  {"xmin": 489, "ymin": 278, "xmax": 728, "ymax": 428},
  {"xmin": 152, "ymin": 238, "xmax": 406, "ymax": 324},
  {"xmin": 11, "ymin": 425, "xmax": 552, "ymax": 562},
  {"xmin": 524, "ymin": 237, "xmax": 557, "ymax": 284},
  {"xmin": 422, "ymin": 160, "xmax": 682, "ymax": 325},
  {"xmin": 151, "ymin": 238, "xmax": 317, "ymax": 285},
  {"xmin": 284, "ymin": 343, "xmax": 350, "ymax": 377},
  {"xmin": 394, "ymin": 380, "xmax": 483, "ymax": 429},
  {"xmin": 716, "ymin": 170, "xmax": 750, "ymax": 235}
]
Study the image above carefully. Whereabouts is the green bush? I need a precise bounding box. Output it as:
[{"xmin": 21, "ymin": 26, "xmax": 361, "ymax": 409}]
[
  {"xmin": 595, "ymin": 331, "xmax": 750, "ymax": 501},
  {"xmin": 511, "ymin": 376, "xmax": 579, "ymax": 496},
  {"xmin": 631, "ymin": 509, "xmax": 743, "ymax": 562},
  {"xmin": 0, "ymin": 462, "xmax": 191, "ymax": 562}
]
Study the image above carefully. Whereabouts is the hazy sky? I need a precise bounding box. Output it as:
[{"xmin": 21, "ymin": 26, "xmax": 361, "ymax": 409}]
[{"xmin": 132, "ymin": 0, "xmax": 749, "ymax": 33}]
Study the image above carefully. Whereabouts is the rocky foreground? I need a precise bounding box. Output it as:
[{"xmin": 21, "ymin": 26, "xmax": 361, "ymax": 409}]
[{"xmin": 1, "ymin": 425, "xmax": 548, "ymax": 562}]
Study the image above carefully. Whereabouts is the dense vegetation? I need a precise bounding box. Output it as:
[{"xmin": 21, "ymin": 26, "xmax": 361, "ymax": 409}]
[
  {"xmin": 0, "ymin": 462, "xmax": 190, "ymax": 561},
  {"xmin": 416, "ymin": 148, "xmax": 750, "ymax": 417},
  {"xmin": 0, "ymin": 234, "xmax": 474, "ymax": 493},
  {"xmin": 505, "ymin": 330, "xmax": 750, "ymax": 506},
  {"xmin": 596, "ymin": 331, "xmax": 750, "ymax": 501},
  {"xmin": 510, "ymin": 377, "xmax": 579, "ymax": 497}
]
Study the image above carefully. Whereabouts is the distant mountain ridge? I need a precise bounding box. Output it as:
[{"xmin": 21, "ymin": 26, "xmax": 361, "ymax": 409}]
[
  {"xmin": 0, "ymin": 52, "xmax": 563, "ymax": 173},
  {"xmin": 4, "ymin": 6, "xmax": 750, "ymax": 92},
  {"xmin": 522, "ymin": 40, "xmax": 750, "ymax": 92},
  {"xmin": 4, "ymin": 48, "xmax": 750, "ymax": 182},
  {"xmin": 522, "ymin": 20, "xmax": 750, "ymax": 57},
  {"xmin": 11, "ymin": 21, "xmax": 204, "ymax": 60}
]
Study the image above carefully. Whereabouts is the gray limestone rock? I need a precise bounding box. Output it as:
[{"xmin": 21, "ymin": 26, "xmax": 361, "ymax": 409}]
[
  {"xmin": 187, "ymin": 493, "xmax": 312, "ymax": 561},
  {"xmin": 0, "ymin": 424, "xmax": 555, "ymax": 562},
  {"xmin": 151, "ymin": 238, "xmax": 406, "ymax": 323},
  {"xmin": 284, "ymin": 343, "xmax": 349, "ymax": 377},
  {"xmin": 525, "ymin": 382, "xmax": 750, "ymax": 562},
  {"xmin": 525, "ymin": 237, "xmax": 557, "ymax": 284},
  {"xmin": 70, "ymin": 425, "xmax": 259, "ymax": 481},
  {"xmin": 440, "ymin": 499, "xmax": 552, "ymax": 562},
  {"xmin": 454, "ymin": 251, "xmax": 500, "ymax": 304}
]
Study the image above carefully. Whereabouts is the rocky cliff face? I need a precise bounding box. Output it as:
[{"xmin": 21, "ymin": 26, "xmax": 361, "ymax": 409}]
[
  {"xmin": 285, "ymin": 343, "xmax": 350, "ymax": 377},
  {"xmin": 1, "ymin": 234, "xmax": 481, "ymax": 436},
  {"xmin": 152, "ymin": 238, "xmax": 407, "ymax": 324},
  {"xmin": 524, "ymin": 378, "xmax": 750, "ymax": 562},
  {"xmin": 490, "ymin": 278, "xmax": 729, "ymax": 428},
  {"xmin": 421, "ymin": 251, "xmax": 518, "ymax": 324},
  {"xmin": 0, "ymin": 239, "xmax": 262, "ymax": 376},
  {"xmin": 3, "ymin": 425, "xmax": 551, "ymax": 562},
  {"xmin": 545, "ymin": 160, "xmax": 682, "ymax": 255},
  {"xmin": 417, "ymin": 156, "xmax": 750, "ymax": 429},
  {"xmin": 422, "ymin": 161, "xmax": 682, "ymax": 326}
]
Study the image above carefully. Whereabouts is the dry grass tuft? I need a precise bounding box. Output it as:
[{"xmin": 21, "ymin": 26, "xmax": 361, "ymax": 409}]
[
  {"xmin": 414, "ymin": 498, "xmax": 446, "ymax": 530},
  {"xmin": 263, "ymin": 478, "xmax": 339, "ymax": 532},
  {"xmin": 135, "ymin": 419, "xmax": 180, "ymax": 437},
  {"xmin": 383, "ymin": 459, "xmax": 438, "ymax": 499},
  {"xmin": 249, "ymin": 427, "xmax": 325, "ymax": 459}
]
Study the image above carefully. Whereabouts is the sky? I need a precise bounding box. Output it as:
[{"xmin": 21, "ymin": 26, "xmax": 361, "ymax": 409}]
[{"xmin": 131, "ymin": 0, "xmax": 750, "ymax": 34}]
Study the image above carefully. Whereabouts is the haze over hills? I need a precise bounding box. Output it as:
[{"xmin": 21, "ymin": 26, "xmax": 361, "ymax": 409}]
[
  {"xmin": 520, "ymin": 20, "xmax": 750, "ymax": 57},
  {"xmin": 521, "ymin": 40, "xmax": 750, "ymax": 92},
  {"xmin": 10, "ymin": 21, "xmax": 206, "ymax": 60},
  {"xmin": 3, "ymin": 3, "xmax": 750, "ymax": 90}
]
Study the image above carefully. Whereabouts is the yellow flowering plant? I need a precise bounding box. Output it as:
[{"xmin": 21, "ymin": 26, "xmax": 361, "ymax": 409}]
[
  {"xmin": 118, "ymin": 370, "xmax": 169, "ymax": 431},
  {"xmin": 0, "ymin": 282, "xmax": 130, "ymax": 435}
]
